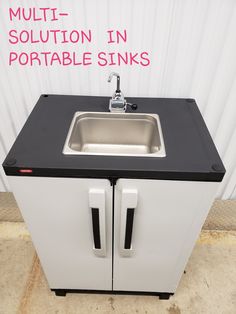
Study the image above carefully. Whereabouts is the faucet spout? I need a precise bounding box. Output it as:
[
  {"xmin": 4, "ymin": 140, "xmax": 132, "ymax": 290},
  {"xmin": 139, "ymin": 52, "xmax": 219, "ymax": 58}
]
[
  {"xmin": 108, "ymin": 72, "xmax": 126, "ymax": 112},
  {"xmin": 108, "ymin": 72, "xmax": 120, "ymax": 92}
]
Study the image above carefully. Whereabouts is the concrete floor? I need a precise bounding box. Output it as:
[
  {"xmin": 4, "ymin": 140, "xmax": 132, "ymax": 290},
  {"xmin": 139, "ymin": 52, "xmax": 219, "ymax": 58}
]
[{"xmin": 0, "ymin": 196, "xmax": 236, "ymax": 313}]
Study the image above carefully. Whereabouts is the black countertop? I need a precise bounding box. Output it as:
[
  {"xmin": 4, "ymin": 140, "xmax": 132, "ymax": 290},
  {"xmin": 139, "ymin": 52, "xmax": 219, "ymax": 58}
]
[{"xmin": 3, "ymin": 95, "xmax": 225, "ymax": 182}]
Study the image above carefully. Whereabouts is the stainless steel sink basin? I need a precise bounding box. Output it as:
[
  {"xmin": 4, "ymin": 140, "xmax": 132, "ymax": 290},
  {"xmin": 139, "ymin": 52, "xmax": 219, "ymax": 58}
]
[{"xmin": 63, "ymin": 112, "xmax": 166, "ymax": 157}]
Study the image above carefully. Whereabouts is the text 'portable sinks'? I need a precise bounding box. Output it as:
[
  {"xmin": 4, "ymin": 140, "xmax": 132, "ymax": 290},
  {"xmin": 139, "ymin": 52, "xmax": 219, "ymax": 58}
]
[{"xmin": 63, "ymin": 112, "xmax": 166, "ymax": 157}]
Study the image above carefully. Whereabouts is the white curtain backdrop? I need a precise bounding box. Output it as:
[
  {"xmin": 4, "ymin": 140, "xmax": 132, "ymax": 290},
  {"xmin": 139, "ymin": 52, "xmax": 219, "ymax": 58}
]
[{"xmin": 0, "ymin": 0, "xmax": 236, "ymax": 199}]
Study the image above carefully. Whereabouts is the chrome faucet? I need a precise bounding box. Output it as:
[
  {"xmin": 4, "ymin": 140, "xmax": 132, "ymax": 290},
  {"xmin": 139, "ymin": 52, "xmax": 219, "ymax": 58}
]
[{"xmin": 108, "ymin": 72, "xmax": 127, "ymax": 112}]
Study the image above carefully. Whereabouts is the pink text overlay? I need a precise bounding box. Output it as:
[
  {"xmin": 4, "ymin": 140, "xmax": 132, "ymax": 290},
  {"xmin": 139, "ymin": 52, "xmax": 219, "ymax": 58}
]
[{"xmin": 8, "ymin": 7, "xmax": 151, "ymax": 67}]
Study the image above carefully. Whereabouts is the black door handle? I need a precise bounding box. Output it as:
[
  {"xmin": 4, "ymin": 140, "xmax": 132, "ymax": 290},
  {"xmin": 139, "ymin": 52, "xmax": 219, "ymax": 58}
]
[
  {"xmin": 124, "ymin": 208, "xmax": 135, "ymax": 249},
  {"xmin": 91, "ymin": 208, "xmax": 101, "ymax": 249}
]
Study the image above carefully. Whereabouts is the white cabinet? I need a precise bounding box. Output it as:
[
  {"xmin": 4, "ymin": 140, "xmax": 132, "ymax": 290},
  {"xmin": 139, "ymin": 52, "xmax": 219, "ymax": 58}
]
[
  {"xmin": 113, "ymin": 179, "xmax": 218, "ymax": 293},
  {"xmin": 8, "ymin": 177, "xmax": 113, "ymax": 291},
  {"xmin": 8, "ymin": 176, "xmax": 219, "ymax": 296}
]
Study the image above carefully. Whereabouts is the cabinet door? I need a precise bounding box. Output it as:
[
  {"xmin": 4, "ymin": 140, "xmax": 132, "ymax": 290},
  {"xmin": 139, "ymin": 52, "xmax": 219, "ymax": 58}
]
[
  {"xmin": 9, "ymin": 176, "xmax": 112, "ymax": 291},
  {"xmin": 113, "ymin": 179, "xmax": 218, "ymax": 293}
]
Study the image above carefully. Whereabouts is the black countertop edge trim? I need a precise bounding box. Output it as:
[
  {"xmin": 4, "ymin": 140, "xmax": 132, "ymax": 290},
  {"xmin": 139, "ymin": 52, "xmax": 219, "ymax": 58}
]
[
  {"xmin": 42, "ymin": 93, "xmax": 188, "ymax": 100},
  {"xmin": 51, "ymin": 288, "xmax": 174, "ymax": 297},
  {"xmin": 3, "ymin": 166, "xmax": 225, "ymax": 182}
]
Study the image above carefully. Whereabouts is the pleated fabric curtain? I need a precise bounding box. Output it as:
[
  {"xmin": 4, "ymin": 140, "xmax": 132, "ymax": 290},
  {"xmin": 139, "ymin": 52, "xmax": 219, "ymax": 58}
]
[{"xmin": 0, "ymin": 0, "xmax": 236, "ymax": 199}]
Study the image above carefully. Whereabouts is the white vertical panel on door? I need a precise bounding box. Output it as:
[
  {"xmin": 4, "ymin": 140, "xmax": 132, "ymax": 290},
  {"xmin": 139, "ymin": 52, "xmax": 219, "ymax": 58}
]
[
  {"xmin": 8, "ymin": 176, "xmax": 112, "ymax": 290},
  {"xmin": 119, "ymin": 189, "xmax": 138, "ymax": 257},
  {"xmin": 114, "ymin": 179, "xmax": 219, "ymax": 293},
  {"xmin": 89, "ymin": 188, "xmax": 107, "ymax": 257}
]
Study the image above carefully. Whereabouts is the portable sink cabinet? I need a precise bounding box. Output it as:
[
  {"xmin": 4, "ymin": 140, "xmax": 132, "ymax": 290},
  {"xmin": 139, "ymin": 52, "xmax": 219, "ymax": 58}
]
[{"xmin": 2, "ymin": 95, "xmax": 225, "ymax": 298}]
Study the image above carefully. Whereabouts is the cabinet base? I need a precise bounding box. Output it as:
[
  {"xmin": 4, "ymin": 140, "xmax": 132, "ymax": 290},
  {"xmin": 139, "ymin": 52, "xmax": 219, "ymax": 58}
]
[{"xmin": 51, "ymin": 289, "xmax": 174, "ymax": 299}]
